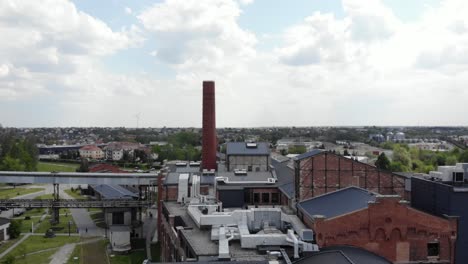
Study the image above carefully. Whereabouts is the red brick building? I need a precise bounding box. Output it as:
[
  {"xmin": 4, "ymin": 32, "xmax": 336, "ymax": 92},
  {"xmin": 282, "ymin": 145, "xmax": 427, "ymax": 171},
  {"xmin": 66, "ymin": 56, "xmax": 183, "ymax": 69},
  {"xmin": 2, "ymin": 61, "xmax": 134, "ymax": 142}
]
[
  {"xmin": 297, "ymin": 187, "xmax": 458, "ymax": 263},
  {"xmin": 294, "ymin": 150, "xmax": 408, "ymax": 202}
]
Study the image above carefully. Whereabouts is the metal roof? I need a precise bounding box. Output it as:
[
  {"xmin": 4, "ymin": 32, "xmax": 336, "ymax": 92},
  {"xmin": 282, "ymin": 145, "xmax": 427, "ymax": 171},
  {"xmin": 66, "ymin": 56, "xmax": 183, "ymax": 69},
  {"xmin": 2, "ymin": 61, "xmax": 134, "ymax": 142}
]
[
  {"xmin": 278, "ymin": 182, "xmax": 295, "ymax": 199},
  {"xmin": 91, "ymin": 184, "xmax": 138, "ymax": 199},
  {"xmin": 0, "ymin": 171, "xmax": 157, "ymax": 185},
  {"xmin": 226, "ymin": 142, "xmax": 270, "ymax": 156},
  {"xmin": 294, "ymin": 245, "xmax": 391, "ymax": 264},
  {"xmin": 293, "ymin": 149, "xmax": 323, "ymax": 161},
  {"xmin": 0, "ymin": 217, "xmax": 10, "ymax": 226},
  {"xmin": 297, "ymin": 187, "xmax": 377, "ymax": 219}
]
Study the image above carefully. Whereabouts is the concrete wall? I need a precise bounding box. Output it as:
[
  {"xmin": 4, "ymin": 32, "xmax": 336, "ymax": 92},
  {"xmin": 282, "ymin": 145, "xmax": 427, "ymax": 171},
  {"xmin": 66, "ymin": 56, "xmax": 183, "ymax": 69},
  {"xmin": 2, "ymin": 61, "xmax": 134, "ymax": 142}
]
[
  {"xmin": 302, "ymin": 196, "xmax": 457, "ymax": 263},
  {"xmin": 228, "ymin": 155, "xmax": 268, "ymax": 172},
  {"xmin": 105, "ymin": 210, "xmax": 132, "ymax": 226},
  {"xmin": 295, "ymin": 152, "xmax": 407, "ymax": 202}
]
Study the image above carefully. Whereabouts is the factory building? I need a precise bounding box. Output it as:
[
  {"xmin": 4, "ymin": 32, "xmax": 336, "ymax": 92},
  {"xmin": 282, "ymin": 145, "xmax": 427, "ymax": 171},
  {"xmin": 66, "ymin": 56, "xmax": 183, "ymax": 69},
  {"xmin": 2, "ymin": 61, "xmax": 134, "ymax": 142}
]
[
  {"xmin": 297, "ymin": 187, "xmax": 457, "ymax": 263},
  {"xmin": 293, "ymin": 150, "xmax": 409, "ymax": 202},
  {"xmin": 226, "ymin": 142, "xmax": 270, "ymax": 172}
]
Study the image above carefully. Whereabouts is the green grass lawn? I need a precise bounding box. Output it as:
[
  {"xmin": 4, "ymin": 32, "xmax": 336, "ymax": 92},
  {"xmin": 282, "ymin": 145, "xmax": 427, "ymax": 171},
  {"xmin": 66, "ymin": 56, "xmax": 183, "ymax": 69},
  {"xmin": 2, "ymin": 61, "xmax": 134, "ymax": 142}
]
[
  {"xmin": 109, "ymin": 250, "xmax": 146, "ymax": 264},
  {"xmin": 2, "ymin": 236, "xmax": 80, "ymax": 262},
  {"xmin": 37, "ymin": 162, "xmax": 79, "ymax": 172},
  {"xmin": 0, "ymin": 187, "xmax": 43, "ymax": 199},
  {"xmin": 35, "ymin": 215, "xmax": 77, "ymax": 234},
  {"xmin": 19, "ymin": 217, "xmax": 45, "ymax": 233},
  {"xmin": 64, "ymin": 189, "xmax": 86, "ymax": 200},
  {"xmin": 12, "ymin": 249, "xmax": 58, "ymax": 264},
  {"xmin": 21, "ymin": 208, "xmax": 46, "ymax": 218},
  {"xmin": 0, "ymin": 235, "xmax": 23, "ymax": 255}
]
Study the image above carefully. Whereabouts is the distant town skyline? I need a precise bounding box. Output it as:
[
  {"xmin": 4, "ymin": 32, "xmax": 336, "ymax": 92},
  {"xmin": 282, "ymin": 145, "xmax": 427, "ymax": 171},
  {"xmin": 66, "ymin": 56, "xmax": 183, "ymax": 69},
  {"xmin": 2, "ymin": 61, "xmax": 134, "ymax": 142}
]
[{"xmin": 1, "ymin": 0, "xmax": 468, "ymax": 127}]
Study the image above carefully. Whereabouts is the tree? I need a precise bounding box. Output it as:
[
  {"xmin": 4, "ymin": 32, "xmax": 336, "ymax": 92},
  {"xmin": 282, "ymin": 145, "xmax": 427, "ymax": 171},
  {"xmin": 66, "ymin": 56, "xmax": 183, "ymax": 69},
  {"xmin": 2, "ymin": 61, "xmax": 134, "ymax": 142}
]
[
  {"xmin": 76, "ymin": 159, "xmax": 89, "ymax": 172},
  {"xmin": 8, "ymin": 220, "xmax": 21, "ymax": 239},
  {"xmin": 375, "ymin": 153, "xmax": 390, "ymax": 170},
  {"xmin": 1, "ymin": 255, "xmax": 15, "ymax": 264},
  {"xmin": 0, "ymin": 156, "xmax": 25, "ymax": 171},
  {"xmin": 392, "ymin": 145, "xmax": 412, "ymax": 168},
  {"xmin": 343, "ymin": 149, "xmax": 350, "ymax": 156}
]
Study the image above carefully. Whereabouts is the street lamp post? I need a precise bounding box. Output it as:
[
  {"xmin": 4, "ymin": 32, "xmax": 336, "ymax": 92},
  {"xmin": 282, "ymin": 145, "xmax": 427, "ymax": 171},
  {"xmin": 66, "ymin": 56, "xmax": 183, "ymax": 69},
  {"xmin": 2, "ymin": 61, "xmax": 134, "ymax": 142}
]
[{"xmin": 68, "ymin": 220, "xmax": 72, "ymax": 237}]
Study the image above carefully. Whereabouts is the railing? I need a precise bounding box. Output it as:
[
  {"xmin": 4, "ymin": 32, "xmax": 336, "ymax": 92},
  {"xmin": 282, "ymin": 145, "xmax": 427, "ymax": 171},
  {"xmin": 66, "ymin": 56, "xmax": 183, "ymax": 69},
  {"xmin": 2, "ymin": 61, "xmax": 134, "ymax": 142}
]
[{"xmin": 0, "ymin": 199, "xmax": 151, "ymax": 208}]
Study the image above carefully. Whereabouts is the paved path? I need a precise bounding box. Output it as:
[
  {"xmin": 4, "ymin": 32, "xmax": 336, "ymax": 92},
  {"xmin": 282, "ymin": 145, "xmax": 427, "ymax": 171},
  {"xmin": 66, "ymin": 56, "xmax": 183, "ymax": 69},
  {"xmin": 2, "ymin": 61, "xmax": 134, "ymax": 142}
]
[
  {"xmin": 59, "ymin": 190, "xmax": 104, "ymax": 237},
  {"xmin": 50, "ymin": 243, "xmax": 75, "ymax": 264},
  {"xmin": 143, "ymin": 209, "xmax": 157, "ymax": 260},
  {"xmin": 0, "ymin": 233, "xmax": 31, "ymax": 259}
]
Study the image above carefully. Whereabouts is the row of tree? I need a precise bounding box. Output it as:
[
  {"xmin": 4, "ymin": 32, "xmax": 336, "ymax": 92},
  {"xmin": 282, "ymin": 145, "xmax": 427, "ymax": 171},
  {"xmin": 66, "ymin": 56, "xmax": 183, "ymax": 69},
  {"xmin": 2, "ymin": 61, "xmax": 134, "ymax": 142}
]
[
  {"xmin": 375, "ymin": 143, "xmax": 468, "ymax": 173},
  {"xmin": 0, "ymin": 132, "xmax": 38, "ymax": 171}
]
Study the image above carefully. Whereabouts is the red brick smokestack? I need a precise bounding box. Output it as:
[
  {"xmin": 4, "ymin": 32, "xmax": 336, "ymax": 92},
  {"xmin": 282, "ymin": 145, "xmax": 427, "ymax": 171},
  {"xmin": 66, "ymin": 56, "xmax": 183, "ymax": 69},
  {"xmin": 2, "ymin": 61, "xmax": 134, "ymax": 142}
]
[{"xmin": 202, "ymin": 81, "xmax": 217, "ymax": 171}]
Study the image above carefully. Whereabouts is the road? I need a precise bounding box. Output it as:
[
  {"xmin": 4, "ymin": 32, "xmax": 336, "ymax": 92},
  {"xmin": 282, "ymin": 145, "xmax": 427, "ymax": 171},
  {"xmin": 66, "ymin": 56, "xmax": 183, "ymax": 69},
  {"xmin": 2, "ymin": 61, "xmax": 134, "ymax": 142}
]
[{"xmin": 59, "ymin": 188, "xmax": 104, "ymax": 237}]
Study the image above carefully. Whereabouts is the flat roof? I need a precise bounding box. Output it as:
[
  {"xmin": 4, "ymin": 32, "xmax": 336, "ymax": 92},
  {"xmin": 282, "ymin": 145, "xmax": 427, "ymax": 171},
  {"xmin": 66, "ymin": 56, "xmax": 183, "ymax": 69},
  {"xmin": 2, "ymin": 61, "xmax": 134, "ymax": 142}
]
[
  {"xmin": 226, "ymin": 142, "xmax": 270, "ymax": 156},
  {"xmin": 91, "ymin": 184, "xmax": 138, "ymax": 199},
  {"xmin": 297, "ymin": 187, "xmax": 377, "ymax": 219}
]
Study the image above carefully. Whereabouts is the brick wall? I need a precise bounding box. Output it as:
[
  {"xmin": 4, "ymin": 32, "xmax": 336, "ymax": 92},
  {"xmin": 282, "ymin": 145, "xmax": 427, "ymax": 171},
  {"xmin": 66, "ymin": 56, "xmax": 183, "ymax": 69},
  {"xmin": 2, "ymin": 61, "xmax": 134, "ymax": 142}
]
[
  {"xmin": 302, "ymin": 196, "xmax": 457, "ymax": 263},
  {"xmin": 296, "ymin": 152, "xmax": 407, "ymax": 202}
]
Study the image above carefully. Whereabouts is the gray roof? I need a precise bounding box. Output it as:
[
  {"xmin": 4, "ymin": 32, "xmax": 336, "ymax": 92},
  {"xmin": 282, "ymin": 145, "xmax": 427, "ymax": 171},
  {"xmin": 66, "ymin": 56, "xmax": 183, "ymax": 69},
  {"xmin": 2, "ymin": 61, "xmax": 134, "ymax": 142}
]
[
  {"xmin": 278, "ymin": 182, "xmax": 295, "ymax": 199},
  {"xmin": 91, "ymin": 184, "xmax": 138, "ymax": 199},
  {"xmin": 293, "ymin": 149, "xmax": 323, "ymax": 161},
  {"xmin": 295, "ymin": 245, "xmax": 391, "ymax": 264},
  {"xmin": 297, "ymin": 187, "xmax": 377, "ymax": 219},
  {"xmin": 164, "ymin": 173, "xmax": 215, "ymax": 185},
  {"xmin": 226, "ymin": 142, "xmax": 270, "ymax": 156},
  {"xmin": 0, "ymin": 217, "xmax": 10, "ymax": 226},
  {"xmin": 271, "ymin": 158, "xmax": 294, "ymax": 185}
]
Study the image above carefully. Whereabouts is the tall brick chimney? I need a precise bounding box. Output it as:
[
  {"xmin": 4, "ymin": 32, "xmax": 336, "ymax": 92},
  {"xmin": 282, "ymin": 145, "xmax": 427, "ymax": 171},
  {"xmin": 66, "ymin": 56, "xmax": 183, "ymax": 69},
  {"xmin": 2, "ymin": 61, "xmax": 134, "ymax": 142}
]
[{"xmin": 202, "ymin": 81, "xmax": 217, "ymax": 171}]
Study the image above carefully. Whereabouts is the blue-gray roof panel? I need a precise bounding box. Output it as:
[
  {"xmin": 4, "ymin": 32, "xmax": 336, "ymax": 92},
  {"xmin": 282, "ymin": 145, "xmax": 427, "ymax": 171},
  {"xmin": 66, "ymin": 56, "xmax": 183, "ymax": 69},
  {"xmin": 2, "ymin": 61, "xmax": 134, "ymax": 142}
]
[
  {"xmin": 226, "ymin": 142, "xmax": 270, "ymax": 156},
  {"xmin": 297, "ymin": 187, "xmax": 377, "ymax": 219}
]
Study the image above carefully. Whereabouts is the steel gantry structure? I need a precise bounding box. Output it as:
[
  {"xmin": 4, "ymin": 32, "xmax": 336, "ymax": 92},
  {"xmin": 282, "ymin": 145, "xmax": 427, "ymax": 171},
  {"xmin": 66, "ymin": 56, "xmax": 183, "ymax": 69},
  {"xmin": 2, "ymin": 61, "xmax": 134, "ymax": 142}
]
[{"xmin": 0, "ymin": 171, "xmax": 159, "ymax": 222}]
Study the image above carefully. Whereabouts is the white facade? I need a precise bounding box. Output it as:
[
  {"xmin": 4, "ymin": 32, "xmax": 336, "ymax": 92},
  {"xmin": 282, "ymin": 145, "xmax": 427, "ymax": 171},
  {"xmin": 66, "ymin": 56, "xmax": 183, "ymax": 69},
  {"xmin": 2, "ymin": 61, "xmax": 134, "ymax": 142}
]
[
  {"xmin": 0, "ymin": 221, "xmax": 10, "ymax": 241},
  {"xmin": 79, "ymin": 147, "xmax": 104, "ymax": 159}
]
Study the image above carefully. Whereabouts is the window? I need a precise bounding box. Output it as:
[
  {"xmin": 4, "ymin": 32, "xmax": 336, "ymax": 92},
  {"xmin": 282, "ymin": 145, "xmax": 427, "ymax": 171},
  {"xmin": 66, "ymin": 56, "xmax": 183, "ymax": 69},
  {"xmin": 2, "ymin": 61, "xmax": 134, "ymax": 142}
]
[
  {"xmin": 271, "ymin": 193, "xmax": 279, "ymax": 204},
  {"xmin": 248, "ymin": 165, "xmax": 252, "ymax": 172},
  {"xmin": 244, "ymin": 191, "xmax": 251, "ymax": 204},
  {"xmin": 112, "ymin": 212, "xmax": 125, "ymax": 225},
  {"xmin": 453, "ymin": 172, "xmax": 464, "ymax": 182},
  {"xmin": 253, "ymin": 193, "xmax": 260, "ymax": 203},
  {"xmin": 262, "ymin": 193, "xmax": 269, "ymax": 203},
  {"xmin": 427, "ymin": 242, "xmax": 440, "ymax": 257}
]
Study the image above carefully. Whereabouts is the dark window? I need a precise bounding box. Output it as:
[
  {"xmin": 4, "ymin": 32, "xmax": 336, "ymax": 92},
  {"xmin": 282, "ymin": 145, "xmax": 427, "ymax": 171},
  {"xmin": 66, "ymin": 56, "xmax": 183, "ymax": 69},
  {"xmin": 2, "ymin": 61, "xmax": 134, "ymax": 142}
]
[
  {"xmin": 248, "ymin": 165, "xmax": 253, "ymax": 172},
  {"xmin": 244, "ymin": 190, "xmax": 251, "ymax": 204},
  {"xmin": 253, "ymin": 193, "xmax": 260, "ymax": 203},
  {"xmin": 453, "ymin": 172, "xmax": 464, "ymax": 182},
  {"xmin": 112, "ymin": 212, "xmax": 124, "ymax": 225},
  {"xmin": 427, "ymin": 242, "xmax": 440, "ymax": 257},
  {"xmin": 262, "ymin": 193, "xmax": 269, "ymax": 203},
  {"xmin": 255, "ymin": 167, "xmax": 260, "ymax": 172},
  {"xmin": 271, "ymin": 193, "xmax": 279, "ymax": 204}
]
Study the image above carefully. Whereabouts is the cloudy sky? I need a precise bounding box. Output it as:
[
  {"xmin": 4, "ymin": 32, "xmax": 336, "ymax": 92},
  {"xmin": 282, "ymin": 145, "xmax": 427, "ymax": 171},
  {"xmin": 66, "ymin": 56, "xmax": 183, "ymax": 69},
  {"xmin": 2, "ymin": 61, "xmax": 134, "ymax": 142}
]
[{"xmin": 0, "ymin": 0, "xmax": 467, "ymax": 127}]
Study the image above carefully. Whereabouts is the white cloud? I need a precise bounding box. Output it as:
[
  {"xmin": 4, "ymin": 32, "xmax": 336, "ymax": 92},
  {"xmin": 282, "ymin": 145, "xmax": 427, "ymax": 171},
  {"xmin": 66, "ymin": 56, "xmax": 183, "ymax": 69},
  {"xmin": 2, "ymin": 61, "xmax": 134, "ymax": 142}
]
[
  {"xmin": 125, "ymin": 7, "xmax": 132, "ymax": 15},
  {"xmin": 2, "ymin": 0, "xmax": 468, "ymax": 126},
  {"xmin": 138, "ymin": 0, "xmax": 256, "ymax": 71},
  {"xmin": 0, "ymin": 0, "xmax": 143, "ymax": 101}
]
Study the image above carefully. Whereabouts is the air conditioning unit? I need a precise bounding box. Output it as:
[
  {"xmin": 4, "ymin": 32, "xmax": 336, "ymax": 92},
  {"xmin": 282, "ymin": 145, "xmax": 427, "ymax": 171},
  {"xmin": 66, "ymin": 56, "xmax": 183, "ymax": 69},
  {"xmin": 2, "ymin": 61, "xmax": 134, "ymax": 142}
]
[
  {"xmin": 267, "ymin": 178, "xmax": 277, "ymax": 184},
  {"xmin": 234, "ymin": 169, "xmax": 247, "ymax": 176}
]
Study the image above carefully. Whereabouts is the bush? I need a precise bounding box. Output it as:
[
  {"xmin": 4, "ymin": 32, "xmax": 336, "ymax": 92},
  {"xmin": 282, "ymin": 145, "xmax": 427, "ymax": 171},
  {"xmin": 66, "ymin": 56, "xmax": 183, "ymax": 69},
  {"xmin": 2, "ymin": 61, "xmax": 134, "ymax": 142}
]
[
  {"xmin": 24, "ymin": 216, "xmax": 31, "ymax": 220},
  {"xmin": 8, "ymin": 220, "xmax": 21, "ymax": 239}
]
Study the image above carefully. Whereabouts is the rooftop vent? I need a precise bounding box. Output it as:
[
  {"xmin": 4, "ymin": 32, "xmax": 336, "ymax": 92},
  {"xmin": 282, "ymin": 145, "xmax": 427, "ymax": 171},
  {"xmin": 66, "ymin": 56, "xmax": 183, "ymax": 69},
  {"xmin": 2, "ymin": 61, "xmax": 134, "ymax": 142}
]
[
  {"xmin": 176, "ymin": 162, "xmax": 187, "ymax": 167},
  {"xmin": 189, "ymin": 162, "xmax": 201, "ymax": 167},
  {"xmin": 246, "ymin": 143, "xmax": 258, "ymax": 148},
  {"xmin": 234, "ymin": 169, "xmax": 247, "ymax": 176},
  {"xmin": 202, "ymin": 169, "xmax": 216, "ymax": 176}
]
